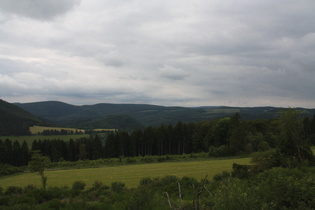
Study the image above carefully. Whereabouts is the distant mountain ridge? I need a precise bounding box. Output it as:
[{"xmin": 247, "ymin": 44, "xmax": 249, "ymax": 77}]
[
  {"xmin": 14, "ymin": 101, "xmax": 315, "ymax": 130},
  {"xmin": 0, "ymin": 99, "xmax": 44, "ymax": 135}
]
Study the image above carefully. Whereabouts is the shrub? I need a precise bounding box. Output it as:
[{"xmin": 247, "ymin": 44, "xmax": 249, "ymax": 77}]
[
  {"xmin": 0, "ymin": 164, "xmax": 23, "ymax": 176},
  {"xmin": 141, "ymin": 156, "xmax": 155, "ymax": 163},
  {"xmin": 208, "ymin": 146, "xmax": 219, "ymax": 157},
  {"xmin": 127, "ymin": 188, "xmax": 156, "ymax": 210},
  {"xmin": 251, "ymin": 167, "xmax": 315, "ymax": 209},
  {"xmin": 91, "ymin": 180, "xmax": 102, "ymax": 190},
  {"xmin": 180, "ymin": 176, "xmax": 198, "ymax": 186},
  {"xmin": 212, "ymin": 177, "xmax": 258, "ymax": 209},
  {"xmin": 208, "ymin": 145, "xmax": 231, "ymax": 157},
  {"xmin": 231, "ymin": 163, "xmax": 253, "ymax": 179},
  {"xmin": 44, "ymin": 186, "xmax": 71, "ymax": 200},
  {"xmin": 124, "ymin": 157, "xmax": 137, "ymax": 163},
  {"xmin": 72, "ymin": 181, "xmax": 86, "ymax": 191},
  {"xmin": 111, "ymin": 182, "xmax": 125, "ymax": 192},
  {"xmin": 139, "ymin": 177, "xmax": 154, "ymax": 187},
  {"xmin": 0, "ymin": 195, "xmax": 9, "ymax": 206},
  {"xmin": 5, "ymin": 186, "xmax": 23, "ymax": 195},
  {"xmin": 24, "ymin": 184, "xmax": 37, "ymax": 192},
  {"xmin": 258, "ymin": 141, "xmax": 270, "ymax": 151},
  {"xmin": 251, "ymin": 149, "xmax": 285, "ymax": 171},
  {"xmin": 213, "ymin": 171, "xmax": 231, "ymax": 182},
  {"xmin": 47, "ymin": 198, "xmax": 66, "ymax": 209}
]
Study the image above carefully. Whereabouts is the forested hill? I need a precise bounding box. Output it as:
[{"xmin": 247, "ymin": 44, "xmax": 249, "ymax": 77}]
[
  {"xmin": 14, "ymin": 101, "xmax": 315, "ymax": 130},
  {"xmin": 0, "ymin": 99, "xmax": 44, "ymax": 135}
]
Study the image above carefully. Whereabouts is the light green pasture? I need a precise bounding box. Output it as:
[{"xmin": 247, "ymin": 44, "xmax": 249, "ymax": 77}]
[
  {"xmin": 29, "ymin": 126, "xmax": 85, "ymax": 135},
  {"xmin": 0, "ymin": 158, "xmax": 250, "ymax": 189}
]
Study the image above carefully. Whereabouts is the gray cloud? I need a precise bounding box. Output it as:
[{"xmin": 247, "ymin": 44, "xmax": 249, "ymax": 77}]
[
  {"xmin": 0, "ymin": 0, "xmax": 314, "ymax": 108},
  {"xmin": 0, "ymin": 0, "xmax": 81, "ymax": 20},
  {"xmin": 158, "ymin": 65, "xmax": 189, "ymax": 80}
]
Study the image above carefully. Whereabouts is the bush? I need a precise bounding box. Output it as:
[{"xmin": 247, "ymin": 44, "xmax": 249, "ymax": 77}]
[
  {"xmin": 213, "ymin": 171, "xmax": 231, "ymax": 182},
  {"xmin": 140, "ymin": 156, "xmax": 155, "ymax": 163},
  {"xmin": 212, "ymin": 177, "xmax": 258, "ymax": 209},
  {"xmin": 251, "ymin": 167, "xmax": 315, "ymax": 209},
  {"xmin": 139, "ymin": 177, "xmax": 154, "ymax": 187},
  {"xmin": 44, "ymin": 186, "xmax": 71, "ymax": 201},
  {"xmin": 72, "ymin": 181, "xmax": 86, "ymax": 191},
  {"xmin": 5, "ymin": 186, "xmax": 23, "ymax": 195},
  {"xmin": 127, "ymin": 188, "xmax": 156, "ymax": 210},
  {"xmin": 251, "ymin": 149, "xmax": 285, "ymax": 171},
  {"xmin": 111, "ymin": 182, "xmax": 125, "ymax": 192},
  {"xmin": 231, "ymin": 163, "xmax": 253, "ymax": 179},
  {"xmin": 24, "ymin": 184, "xmax": 37, "ymax": 192},
  {"xmin": 208, "ymin": 145, "xmax": 231, "ymax": 157},
  {"xmin": 180, "ymin": 176, "xmax": 198, "ymax": 187},
  {"xmin": 91, "ymin": 181, "xmax": 102, "ymax": 190},
  {"xmin": 0, "ymin": 164, "xmax": 23, "ymax": 176},
  {"xmin": 124, "ymin": 157, "xmax": 137, "ymax": 163},
  {"xmin": 160, "ymin": 175, "xmax": 179, "ymax": 186}
]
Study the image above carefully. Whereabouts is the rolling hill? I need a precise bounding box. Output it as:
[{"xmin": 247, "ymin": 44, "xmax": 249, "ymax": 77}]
[
  {"xmin": 14, "ymin": 101, "xmax": 315, "ymax": 130},
  {"xmin": 0, "ymin": 99, "xmax": 44, "ymax": 135}
]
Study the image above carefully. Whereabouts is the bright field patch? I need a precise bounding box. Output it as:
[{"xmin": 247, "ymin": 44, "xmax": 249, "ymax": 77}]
[
  {"xmin": 29, "ymin": 126, "xmax": 85, "ymax": 135},
  {"xmin": 0, "ymin": 157, "xmax": 250, "ymax": 189}
]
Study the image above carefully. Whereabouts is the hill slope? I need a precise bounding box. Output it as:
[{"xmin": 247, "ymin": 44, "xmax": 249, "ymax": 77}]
[
  {"xmin": 0, "ymin": 99, "xmax": 44, "ymax": 135},
  {"xmin": 15, "ymin": 101, "xmax": 315, "ymax": 130}
]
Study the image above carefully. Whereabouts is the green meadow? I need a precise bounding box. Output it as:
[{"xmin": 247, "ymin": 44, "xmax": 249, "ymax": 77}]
[{"xmin": 0, "ymin": 157, "xmax": 250, "ymax": 189}]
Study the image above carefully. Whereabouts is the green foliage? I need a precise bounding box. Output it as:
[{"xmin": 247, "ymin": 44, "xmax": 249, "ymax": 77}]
[
  {"xmin": 251, "ymin": 150, "xmax": 285, "ymax": 171},
  {"xmin": 208, "ymin": 145, "xmax": 231, "ymax": 157},
  {"xmin": 5, "ymin": 186, "xmax": 23, "ymax": 195},
  {"xmin": 210, "ymin": 167, "xmax": 315, "ymax": 209},
  {"xmin": 1, "ymin": 167, "xmax": 314, "ymax": 209},
  {"xmin": 0, "ymin": 164, "xmax": 23, "ymax": 176},
  {"xmin": 231, "ymin": 163, "xmax": 253, "ymax": 179},
  {"xmin": 127, "ymin": 187, "xmax": 156, "ymax": 210},
  {"xmin": 72, "ymin": 181, "xmax": 86, "ymax": 191},
  {"xmin": 250, "ymin": 167, "xmax": 315, "ymax": 209},
  {"xmin": 278, "ymin": 109, "xmax": 314, "ymax": 167},
  {"xmin": 213, "ymin": 171, "xmax": 231, "ymax": 182},
  {"xmin": 212, "ymin": 177, "xmax": 258, "ymax": 210},
  {"xmin": 28, "ymin": 151, "xmax": 50, "ymax": 189},
  {"xmin": 111, "ymin": 181, "xmax": 125, "ymax": 192}
]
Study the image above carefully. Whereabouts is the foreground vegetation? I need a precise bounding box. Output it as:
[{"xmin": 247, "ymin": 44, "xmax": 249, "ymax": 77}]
[{"xmin": 0, "ymin": 165, "xmax": 314, "ymax": 209}]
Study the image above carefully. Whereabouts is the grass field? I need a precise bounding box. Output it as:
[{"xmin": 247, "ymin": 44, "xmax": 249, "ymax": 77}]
[
  {"xmin": 0, "ymin": 157, "xmax": 251, "ymax": 189},
  {"xmin": 0, "ymin": 134, "xmax": 89, "ymax": 147}
]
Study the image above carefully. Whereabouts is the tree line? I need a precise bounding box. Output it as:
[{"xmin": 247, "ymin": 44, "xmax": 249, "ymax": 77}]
[
  {"xmin": 1, "ymin": 110, "xmax": 314, "ymax": 166},
  {"xmin": 0, "ymin": 140, "xmax": 29, "ymax": 166},
  {"xmin": 41, "ymin": 129, "xmax": 84, "ymax": 135}
]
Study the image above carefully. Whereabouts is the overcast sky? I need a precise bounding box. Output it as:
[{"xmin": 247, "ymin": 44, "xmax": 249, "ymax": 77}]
[{"xmin": 0, "ymin": 0, "xmax": 314, "ymax": 108}]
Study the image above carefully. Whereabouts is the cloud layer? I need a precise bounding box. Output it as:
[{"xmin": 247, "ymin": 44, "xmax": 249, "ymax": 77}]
[{"xmin": 0, "ymin": 0, "xmax": 314, "ymax": 107}]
